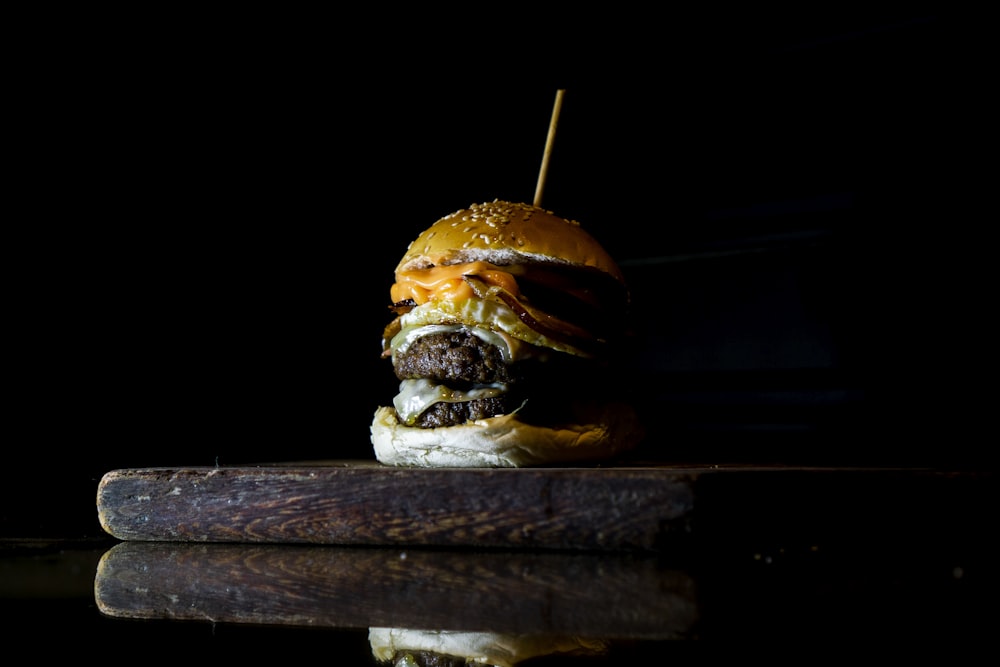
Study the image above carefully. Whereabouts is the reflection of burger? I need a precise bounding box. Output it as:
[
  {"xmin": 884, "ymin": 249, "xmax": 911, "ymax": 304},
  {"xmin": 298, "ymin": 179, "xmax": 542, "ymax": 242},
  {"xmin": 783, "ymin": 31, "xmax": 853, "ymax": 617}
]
[
  {"xmin": 369, "ymin": 628, "xmax": 609, "ymax": 667},
  {"xmin": 371, "ymin": 200, "xmax": 644, "ymax": 467}
]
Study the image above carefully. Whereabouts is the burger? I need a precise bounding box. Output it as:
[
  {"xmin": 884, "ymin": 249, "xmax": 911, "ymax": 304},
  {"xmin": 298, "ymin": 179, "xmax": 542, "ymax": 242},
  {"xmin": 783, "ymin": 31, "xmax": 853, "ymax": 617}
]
[
  {"xmin": 369, "ymin": 627, "xmax": 609, "ymax": 666},
  {"xmin": 370, "ymin": 199, "xmax": 644, "ymax": 467}
]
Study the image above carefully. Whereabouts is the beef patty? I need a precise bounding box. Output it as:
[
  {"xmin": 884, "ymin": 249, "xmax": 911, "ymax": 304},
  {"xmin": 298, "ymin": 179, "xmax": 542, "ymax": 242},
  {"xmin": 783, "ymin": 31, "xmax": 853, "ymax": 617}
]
[
  {"xmin": 393, "ymin": 330, "xmax": 522, "ymax": 428},
  {"xmin": 393, "ymin": 329, "xmax": 517, "ymax": 385},
  {"xmin": 392, "ymin": 329, "xmax": 607, "ymax": 429}
]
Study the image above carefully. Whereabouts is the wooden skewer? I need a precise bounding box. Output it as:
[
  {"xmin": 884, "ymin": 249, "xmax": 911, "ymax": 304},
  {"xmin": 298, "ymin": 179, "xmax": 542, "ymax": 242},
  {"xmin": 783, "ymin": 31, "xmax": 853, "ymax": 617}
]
[{"xmin": 533, "ymin": 89, "xmax": 566, "ymax": 208}]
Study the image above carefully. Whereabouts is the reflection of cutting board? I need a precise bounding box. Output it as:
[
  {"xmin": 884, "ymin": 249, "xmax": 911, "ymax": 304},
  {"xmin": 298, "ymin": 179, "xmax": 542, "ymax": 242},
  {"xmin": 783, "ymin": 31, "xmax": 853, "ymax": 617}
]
[
  {"xmin": 94, "ymin": 542, "xmax": 697, "ymax": 637},
  {"xmin": 96, "ymin": 460, "xmax": 993, "ymax": 551}
]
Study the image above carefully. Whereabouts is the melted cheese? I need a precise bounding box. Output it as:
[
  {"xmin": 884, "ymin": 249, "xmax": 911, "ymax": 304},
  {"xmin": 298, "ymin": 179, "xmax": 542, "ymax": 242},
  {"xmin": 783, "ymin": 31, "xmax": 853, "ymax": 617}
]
[
  {"xmin": 391, "ymin": 261, "xmax": 521, "ymax": 305},
  {"xmin": 388, "ymin": 322, "xmax": 552, "ymax": 424},
  {"xmin": 393, "ymin": 378, "xmax": 507, "ymax": 425},
  {"xmin": 398, "ymin": 298, "xmax": 584, "ymax": 357}
]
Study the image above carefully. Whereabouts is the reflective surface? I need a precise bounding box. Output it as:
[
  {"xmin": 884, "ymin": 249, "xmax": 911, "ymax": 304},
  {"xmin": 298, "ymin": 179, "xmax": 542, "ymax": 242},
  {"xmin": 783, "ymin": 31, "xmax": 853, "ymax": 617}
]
[{"xmin": 3, "ymin": 513, "xmax": 996, "ymax": 657}]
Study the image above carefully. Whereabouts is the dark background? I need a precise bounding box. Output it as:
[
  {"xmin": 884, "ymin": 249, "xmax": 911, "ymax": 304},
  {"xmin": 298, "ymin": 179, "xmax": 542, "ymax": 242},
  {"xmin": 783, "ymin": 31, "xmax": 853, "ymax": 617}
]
[{"xmin": 7, "ymin": 10, "xmax": 981, "ymax": 538}]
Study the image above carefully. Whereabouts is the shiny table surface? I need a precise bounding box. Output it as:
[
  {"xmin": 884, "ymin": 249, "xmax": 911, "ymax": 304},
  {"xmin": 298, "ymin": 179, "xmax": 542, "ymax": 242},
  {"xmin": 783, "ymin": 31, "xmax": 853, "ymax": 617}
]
[
  {"xmin": 4, "ymin": 460, "xmax": 997, "ymax": 656},
  {"xmin": 3, "ymin": 496, "xmax": 997, "ymax": 657}
]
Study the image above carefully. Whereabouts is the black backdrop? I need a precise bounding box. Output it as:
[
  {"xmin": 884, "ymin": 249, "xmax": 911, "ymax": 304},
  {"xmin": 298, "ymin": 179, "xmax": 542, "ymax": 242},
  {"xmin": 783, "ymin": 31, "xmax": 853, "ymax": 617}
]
[{"xmin": 8, "ymin": 11, "xmax": 978, "ymax": 537}]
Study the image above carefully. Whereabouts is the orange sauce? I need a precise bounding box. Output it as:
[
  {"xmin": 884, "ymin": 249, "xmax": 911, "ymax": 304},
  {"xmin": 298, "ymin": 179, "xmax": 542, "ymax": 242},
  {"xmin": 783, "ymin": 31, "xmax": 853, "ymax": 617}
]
[{"xmin": 391, "ymin": 261, "xmax": 521, "ymax": 305}]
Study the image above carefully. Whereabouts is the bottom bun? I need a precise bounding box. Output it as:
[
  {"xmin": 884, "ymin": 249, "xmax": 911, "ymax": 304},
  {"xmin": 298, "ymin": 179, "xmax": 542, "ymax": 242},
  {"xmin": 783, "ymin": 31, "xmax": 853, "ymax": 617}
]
[
  {"xmin": 369, "ymin": 627, "xmax": 609, "ymax": 666},
  {"xmin": 370, "ymin": 402, "xmax": 644, "ymax": 468}
]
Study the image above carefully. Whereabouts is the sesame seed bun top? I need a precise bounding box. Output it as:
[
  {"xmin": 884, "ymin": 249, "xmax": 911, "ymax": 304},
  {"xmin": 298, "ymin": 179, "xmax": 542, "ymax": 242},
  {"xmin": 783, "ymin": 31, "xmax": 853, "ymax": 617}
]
[{"xmin": 395, "ymin": 200, "xmax": 625, "ymax": 285}]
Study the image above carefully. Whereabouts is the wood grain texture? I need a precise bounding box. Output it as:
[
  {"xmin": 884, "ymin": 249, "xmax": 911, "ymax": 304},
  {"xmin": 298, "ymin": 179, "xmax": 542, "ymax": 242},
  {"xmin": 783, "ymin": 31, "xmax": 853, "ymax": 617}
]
[
  {"xmin": 94, "ymin": 541, "xmax": 697, "ymax": 637},
  {"xmin": 97, "ymin": 461, "xmax": 994, "ymax": 552},
  {"xmin": 96, "ymin": 461, "xmax": 696, "ymax": 550}
]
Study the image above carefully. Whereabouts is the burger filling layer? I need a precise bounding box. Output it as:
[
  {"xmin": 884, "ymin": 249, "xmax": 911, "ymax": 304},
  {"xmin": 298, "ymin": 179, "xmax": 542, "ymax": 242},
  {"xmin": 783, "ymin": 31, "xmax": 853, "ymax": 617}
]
[
  {"xmin": 383, "ymin": 263, "xmax": 628, "ymax": 430},
  {"xmin": 388, "ymin": 323, "xmax": 610, "ymax": 429},
  {"xmin": 390, "ymin": 327, "xmax": 525, "ymax": 428},
  {"xmin": 391, "ymin": 261, "xmax": 628, "ymax": 359}
]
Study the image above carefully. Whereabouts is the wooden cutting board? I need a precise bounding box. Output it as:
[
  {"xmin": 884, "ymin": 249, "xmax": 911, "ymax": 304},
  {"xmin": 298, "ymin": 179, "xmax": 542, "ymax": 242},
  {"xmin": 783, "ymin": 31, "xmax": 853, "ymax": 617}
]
[{"xmin": 96, "ymin": 460, "xmax": 990, "ymax": 551}]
